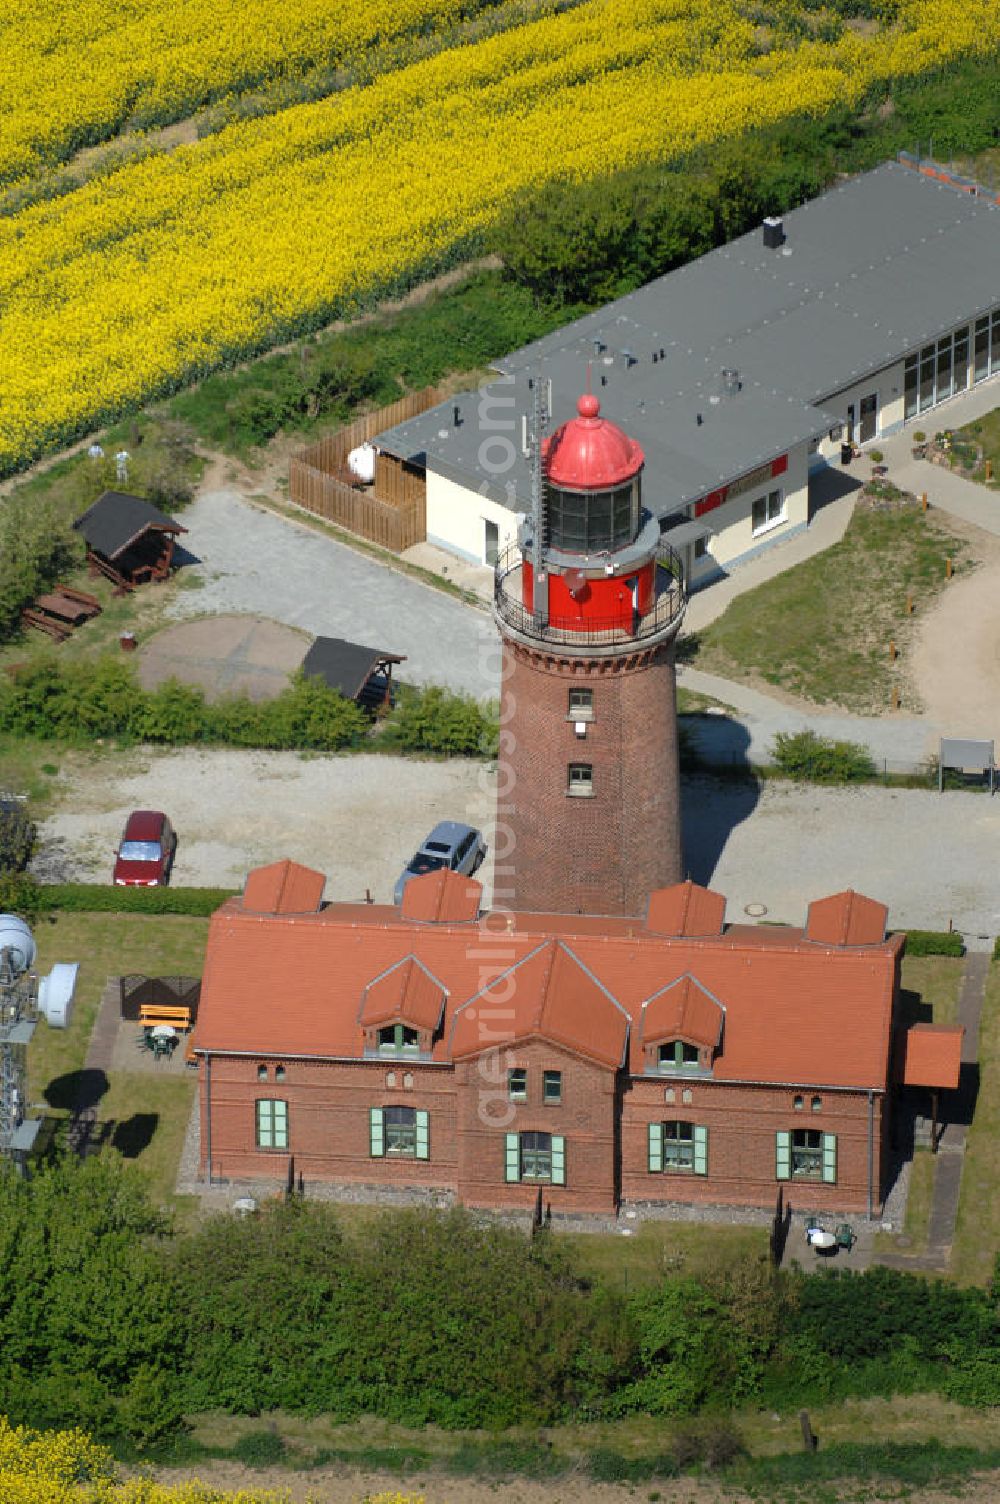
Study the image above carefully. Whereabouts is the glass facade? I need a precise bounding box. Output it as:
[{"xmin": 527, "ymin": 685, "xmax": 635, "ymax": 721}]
[{"xmin": 905, "ymin": 310, "xmax": 997, "ymax": 421}]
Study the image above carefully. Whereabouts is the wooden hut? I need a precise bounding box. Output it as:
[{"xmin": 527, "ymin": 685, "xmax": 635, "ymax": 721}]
[{"xmin": 73, "ymin": 492, "xmax": 187, "ymax": 591}]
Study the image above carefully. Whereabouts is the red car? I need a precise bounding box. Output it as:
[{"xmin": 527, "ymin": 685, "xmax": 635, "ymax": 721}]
[{"xmin": 113, "ymin": 810, "xmax": 176, "ymax": 886}]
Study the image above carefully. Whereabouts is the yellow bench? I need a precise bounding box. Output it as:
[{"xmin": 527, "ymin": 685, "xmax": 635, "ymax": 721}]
[{"xmin": 140, "ymin": 1003, "xmax": 192, "ymax": 1032}]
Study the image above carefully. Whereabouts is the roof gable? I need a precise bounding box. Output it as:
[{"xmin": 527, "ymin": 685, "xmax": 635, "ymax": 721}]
[
  {"xmin": 646, "ymin": 880, "xmax": 726, "ymax": 937},
  {"xmin": 450, "ymin": 939, "xmax": 629, "ymax": 1069},
  {"xmin": 805, "ymin": 890, "xmax": 888, "ymax": 947},
  {"xmin": 242, "ymin": 859, "xmax": 325, "ymax": 915},
  {"xmin": 358, "ymin": 955, "xmax": 447, "ymax": 1032},
  {"xmin": 401, "ymin": 868, "xmax": 481, "ymax": 923},
  {"xmin": 640, "ymin": 973, "xmax": 725, "ymax": 1049}
]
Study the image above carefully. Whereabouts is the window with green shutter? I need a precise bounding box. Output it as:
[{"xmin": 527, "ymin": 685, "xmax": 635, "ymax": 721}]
[
  {"xmin": 505, "ymin": 1132, "xmax": 565, "ymax": 1184},
  {"xmin": 370, "ymin": 1106, "xmax": 385, "ymax": 1157},
  {"xmin": 649, "ymin": 1121, "xmax": 708, "ymax": 1175},
  {"xmin": 415, "ymin": 1109, "xmax": 430, "ymax": 1160},
  {"xmin": 256, "ymin": 1098, "xmax": 288, "ymax": 1150},
  {"xmin": 822, "ymin": 1132, "xmax": 837, "ymax": 1184},
  {"xmin": 776, "ymin": 1130, "xmax": 791, "ymax": 1181}
]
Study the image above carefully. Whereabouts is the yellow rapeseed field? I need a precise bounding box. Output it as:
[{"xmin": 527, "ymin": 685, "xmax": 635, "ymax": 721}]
[
  {"xmin": 1, "ymin": 0, "xmax": 998, "ymax": 476},
  {"xmin": 0, "ymin": 1416, "xmax": 425, "ymax": 1502}
]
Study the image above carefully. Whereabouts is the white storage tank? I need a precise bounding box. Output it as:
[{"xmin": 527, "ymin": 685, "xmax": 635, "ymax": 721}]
[
  {"xmin": 38, "ymin": 963, "xmax": 78, "ymax": 1029},
  {"xmin": 347, "ymin": 441, "xmax": 376, "ymax": 484}
]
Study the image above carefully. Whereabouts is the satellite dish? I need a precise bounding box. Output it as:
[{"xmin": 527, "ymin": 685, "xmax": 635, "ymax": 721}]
[
  {"xmin": 0, "ymin": 915, "xmax": 36, "ymax": 974},
  {"xmin": 565, "ymin": 569, "xmax": 588, "ymax": 600},
  {"xmin": 38, "ymin": 963, "xmax": 78, "ymax": 1029}
]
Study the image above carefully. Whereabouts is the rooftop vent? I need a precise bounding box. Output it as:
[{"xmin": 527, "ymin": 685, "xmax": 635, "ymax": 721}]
[
  {"xmin": 720, "ymin": 368, "xmax": 741, "ymax": 398},
  {"xmin": 762, "ymin": 215, "xmax": 785, "ymax": 249}
]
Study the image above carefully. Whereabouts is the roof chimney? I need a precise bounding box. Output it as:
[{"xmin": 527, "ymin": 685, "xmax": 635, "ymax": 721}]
[
  {"xmin": 762, "ymin": 215, "xmax": 785, "ymax": 249},
  {"xmin": 720, "ymin": 368, "xmax": 741, "ymax": 398}
]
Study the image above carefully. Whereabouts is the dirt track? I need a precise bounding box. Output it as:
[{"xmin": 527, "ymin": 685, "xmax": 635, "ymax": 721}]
[{"xmin": 149, "ymin": 1460, "xmax": 1000, "ymax": 1503}]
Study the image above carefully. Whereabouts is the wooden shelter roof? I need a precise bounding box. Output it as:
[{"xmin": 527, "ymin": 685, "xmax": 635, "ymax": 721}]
[{"xmin": 73, "ymin": 492, "xmax": 186, "ymax": 560}]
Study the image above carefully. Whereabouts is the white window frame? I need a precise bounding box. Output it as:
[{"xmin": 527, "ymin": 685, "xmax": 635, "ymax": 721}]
[
  {"xmin": 751, "ymin": 488, "xmax": 785, "ymax": 537},
  {"xmin": 567, "ymin": 763, "xmax": 594, "ymax": 798}
]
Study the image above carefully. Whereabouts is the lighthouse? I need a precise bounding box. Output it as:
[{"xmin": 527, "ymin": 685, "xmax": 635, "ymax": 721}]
[{"xmin": 493, "ymin": 391, "xmax": 687, "ymax": 916}]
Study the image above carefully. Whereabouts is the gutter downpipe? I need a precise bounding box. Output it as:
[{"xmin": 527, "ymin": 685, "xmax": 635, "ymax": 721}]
[
  {"xmin": 867, "ymin": 1089, "xmax": 875, "ymax": 1221},
  {"xmin": 204, "ymin": 1053, "xmax": 213, "ymax": 1186}
]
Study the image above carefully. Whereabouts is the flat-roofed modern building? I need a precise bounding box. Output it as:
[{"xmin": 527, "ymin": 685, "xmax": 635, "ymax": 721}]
[{"xmin": 372, "ymin": 156, "xmax": 1000, "ymax": 583}]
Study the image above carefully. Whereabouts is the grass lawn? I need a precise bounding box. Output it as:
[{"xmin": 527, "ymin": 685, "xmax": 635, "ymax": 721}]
[
  {"xmin": 898, "ymin": 954, "xmax": 963, "ymax": 1027},
  {"xmin": 950, "ymin": 961, "xmax": 1000, "ymax": 1285},
  {"xmin": 562, "ymin": 1219, "xmax": 768, "ymax": 1289},
  {"xmin": 183, "ymin": 1391, "xmax": 1000, "ymax": 1470},
  {"xmin": 27, "ymin": 912, "xmax": 208, "ymax": 1111},
  {"xmin": 95, "ymin": 1072, "xmax": 197, "ymax": 1208},
  {"xmin": 688, "ymin": 501, "xmax": 970, "ymax": 713}
]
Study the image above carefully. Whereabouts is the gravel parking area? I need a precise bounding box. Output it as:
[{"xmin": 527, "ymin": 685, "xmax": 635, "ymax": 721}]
[
  {"xmin": 30, "ymin": 751, "xmax": 1000, "ymax": 938},
  {"xmin": 170, "ymin": 490, "xmax": 500, "ymax": 697}
]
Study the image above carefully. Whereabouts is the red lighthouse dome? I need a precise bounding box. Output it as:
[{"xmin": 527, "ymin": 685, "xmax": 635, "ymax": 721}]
[{"xmin": 542, "ymin": 394, "xmax": 644, "ymax": 489}]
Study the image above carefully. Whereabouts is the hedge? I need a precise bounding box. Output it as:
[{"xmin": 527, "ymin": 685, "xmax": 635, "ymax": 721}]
[
  {"xmin": 902, "ymin": 929, "xmax": 965, "ymax": 958},
  {"xmin": 0, "ymin": 874, "xmax": 236, "ymax": 918}
]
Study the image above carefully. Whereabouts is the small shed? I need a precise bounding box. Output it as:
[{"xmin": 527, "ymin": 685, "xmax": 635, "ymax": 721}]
[
  {"xmin": 73, "ymin": 492, "xmax": 187, "ymax": 591},
  {"xmin": 301, "ymin": 636, "xmax": 405, "ymax": 711}
]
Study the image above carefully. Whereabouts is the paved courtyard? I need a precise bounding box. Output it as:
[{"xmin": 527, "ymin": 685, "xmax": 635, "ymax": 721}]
[{"xmin": 170, "ymin": 489, "xmax": 501, "ymax": 698}]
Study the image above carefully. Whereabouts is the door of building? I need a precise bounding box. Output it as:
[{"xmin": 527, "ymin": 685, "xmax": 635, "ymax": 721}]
[
  {"xmin": 859, "ymin": 392, "xmax": 878, "ymax": 443},
  {"xmin": 484, "ymin": 519, "xmax": 499, "ymax": 567},
  {"xmin": 846, "ymin": 403, "xmax": 855, "ymax": 444}
]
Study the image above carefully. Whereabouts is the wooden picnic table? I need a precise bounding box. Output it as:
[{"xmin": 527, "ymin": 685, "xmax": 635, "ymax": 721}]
[{"xmin": 34, "ymin": 592, "xmax": 92, "ymax": 624}]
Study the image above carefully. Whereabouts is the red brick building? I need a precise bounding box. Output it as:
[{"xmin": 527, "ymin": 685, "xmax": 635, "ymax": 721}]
[{"xmin": 194, "ymin": 861, "xmax": 962, "ymax": 1217}]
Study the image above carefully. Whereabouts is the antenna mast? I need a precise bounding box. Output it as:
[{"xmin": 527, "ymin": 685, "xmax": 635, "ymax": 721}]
[{"xmin": 529, "ymin": 373, "xmax": 550, "ymax": 620}]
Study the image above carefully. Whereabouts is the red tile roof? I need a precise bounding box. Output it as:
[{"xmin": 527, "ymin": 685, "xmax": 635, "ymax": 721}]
[
  {"xmin": 902, "ymin": 1025, "xmax": 964, "ymax": 1089},
  {"xmin": 401, "ymin": 869, "xmax": 482, "ymax": 923},
  {"xmin": 646, "ymin": 881, "xmax": 726, "ymax": 937},
  {"xmin": 449, "ymin": 940, "xmax": 630, "ymax": 1069},
  {"xmin": 242, "ymin": 859, "xmax": 325, "ymax": 915},
  {"xmin": 805, "ymin": 889, "xmax": 888, "ymax": 947},
  {"xmin": 639, "ymin": 974, "xmax": 725, "ymax": 1049},
  {"xmin": 358, "ymin": 955, "xmax": 447, "ymax": 1031},
  {"xmin": 194, "ymin": 869, "xmax": 902, "ymax": 1090}
]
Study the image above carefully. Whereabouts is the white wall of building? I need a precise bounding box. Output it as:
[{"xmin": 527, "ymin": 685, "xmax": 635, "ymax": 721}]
[
  {"xmin": 426, "ymin": 471, "xmax": 521, "ymax": 565},
  {"xmin": 694, "ymin": 440, "xmax": 810, "ymax": 579},
  {"xmin": 815, "ymin": 360, "xmax": 906, "ymax": 461}
]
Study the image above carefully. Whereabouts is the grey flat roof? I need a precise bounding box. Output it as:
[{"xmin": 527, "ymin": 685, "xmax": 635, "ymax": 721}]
[{"xmin": 375, "ymin": 160, "xmax": 1000, "ymax": 517}]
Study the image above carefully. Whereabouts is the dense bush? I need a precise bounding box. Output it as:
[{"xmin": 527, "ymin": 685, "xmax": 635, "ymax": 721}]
[
  {"xmin": 381, "ymin": 684, "xmax": 498, "ymax": 758},
  {"xmin": 3, "ymin": 1157, "xmax": 997, "ymax": 1449},
  {"xmin": 0, "ymin": 659, "xmax": 496, "ymax": 761},
  {"xmin": 0, "ymin": 802, "xmax": 36, "ymax": 873},
  {"xmin": 0, "ymin": 489, "xmax": 82, "ymax": 639},
  {"xmin": 903, "ymin": 929, "xmax": 965, "ymax": 957},
  {"xmin": 772, "ymin": 730, "xmax": 877, "ymax": 784}
]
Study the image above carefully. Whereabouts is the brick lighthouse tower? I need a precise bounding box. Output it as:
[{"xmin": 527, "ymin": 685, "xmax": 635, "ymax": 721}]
[{"xmin": 493, "ymin": 390, "xmax": 687, "ymax": 916}]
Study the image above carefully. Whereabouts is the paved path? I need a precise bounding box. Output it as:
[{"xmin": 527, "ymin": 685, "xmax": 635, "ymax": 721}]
[
  {"xmin": 171, "ymin": 490, "xmax": 501, "ymax": 698},
  {"xmin": 875, "ymin": 949, "xmax": 989, "ymax": 1273},
  {"xmin": 875, "ymin": 380, "xmax": 1000, "ymax": 536}
]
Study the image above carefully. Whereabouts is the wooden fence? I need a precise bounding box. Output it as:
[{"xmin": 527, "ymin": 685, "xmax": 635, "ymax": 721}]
[{"xmin": 289, "ymin": 386, "xmax": 445, "ymax": 552}]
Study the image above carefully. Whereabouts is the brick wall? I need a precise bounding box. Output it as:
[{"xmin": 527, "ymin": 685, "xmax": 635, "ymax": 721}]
[
  {"xmin": 622, "ymin": 1076, "xmax": 883, "ymax": 1214},
  {"xmin": 455, "ymin": 1042, "xmax": 619, "ymax": 1213},
  {"xmin": 199, "ymin": 1054, "xmax": 885, "ymax": 1214},
  {"xmin": 501, "ymin": 639, "xmax": 683, "ymax": 916}
]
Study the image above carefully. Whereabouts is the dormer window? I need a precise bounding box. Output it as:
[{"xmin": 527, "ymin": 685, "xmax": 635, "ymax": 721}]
[
  {"xmin": 658, "ymin": 1040, "xmax": 701, "ymax": 1072},
  {"xmin": 377, "ymin": 1024, "xmax": 420, "ymax": 1054}
]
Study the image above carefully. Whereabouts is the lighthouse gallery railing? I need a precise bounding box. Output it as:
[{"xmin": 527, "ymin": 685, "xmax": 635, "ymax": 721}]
[{"xmin": 493, "ymin": 541, "xmax": 686, "ymax": 649}]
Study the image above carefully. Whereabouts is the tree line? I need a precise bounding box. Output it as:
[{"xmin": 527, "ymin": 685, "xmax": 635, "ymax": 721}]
[{"xmin": 0, "ymin": 1155, "xmax": 996, "ymax": 1453}]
